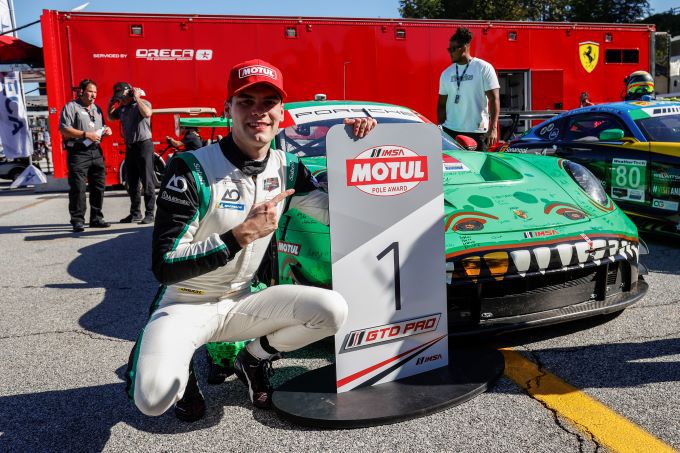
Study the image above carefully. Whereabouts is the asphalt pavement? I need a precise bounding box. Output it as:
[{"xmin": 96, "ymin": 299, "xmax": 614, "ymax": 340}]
[{"xmin": 0, "ymin": 184, "xmax": 678, "ymax": 452}]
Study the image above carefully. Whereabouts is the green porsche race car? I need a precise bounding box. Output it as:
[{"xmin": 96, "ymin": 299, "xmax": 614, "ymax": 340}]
[
  {"xmin": 179, "ymin": 99, "xmax": 648, "ymax": 336},
  {"xmin": 268, "ymin": 100, "xmax": 647, "ymax": 335}
]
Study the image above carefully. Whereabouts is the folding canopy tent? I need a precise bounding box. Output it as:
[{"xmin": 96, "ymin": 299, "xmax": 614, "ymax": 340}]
[{"xmin": 0, "ymin": 35, "xmax": 43, "ymax": 68}]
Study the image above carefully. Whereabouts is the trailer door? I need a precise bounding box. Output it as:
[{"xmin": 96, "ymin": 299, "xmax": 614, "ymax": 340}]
[
  {"xmin": 498, "ymin": 71, "xmax": 529, "ymax": 139},
  {"xmin": 531, "ymin": 70, "xmax": 563, "ymax": 110}
]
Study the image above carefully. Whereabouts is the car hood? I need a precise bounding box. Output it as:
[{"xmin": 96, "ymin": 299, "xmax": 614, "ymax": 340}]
[
  {"xmin": 295, "ymin": 151, "xmax": 637, "ymax": 280},
  {"xmin": 441, "ymin": 151, "xmax": 598, "ymax": 235},
  {"xmin": 300, "ymin": 151, "xmax": 612, "ymax": 237}
]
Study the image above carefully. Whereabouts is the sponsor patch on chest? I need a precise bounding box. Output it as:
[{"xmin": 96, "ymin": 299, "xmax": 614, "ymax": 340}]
[
  {"xmin": 216, "ymin": 179, "xmax": 244, "ymax": 210},
  {"xmin": 263, "ymin": 177, "xmax": 280, "ymax": 191}
]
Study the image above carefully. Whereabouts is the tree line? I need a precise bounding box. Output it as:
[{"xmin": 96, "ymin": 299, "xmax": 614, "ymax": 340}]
[{"xmin": 399, "ymin": 0, "xmax": 678, "ymax": 35}]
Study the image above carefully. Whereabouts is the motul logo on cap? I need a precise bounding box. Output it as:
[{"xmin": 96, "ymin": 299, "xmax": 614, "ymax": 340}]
[
  {"xmin": 238, "ymin": 65, "xmax": 277, "ymax": 79},
  {"xmin": 346, "ymin": 146, "xmax": 428, "ymax": 196}
]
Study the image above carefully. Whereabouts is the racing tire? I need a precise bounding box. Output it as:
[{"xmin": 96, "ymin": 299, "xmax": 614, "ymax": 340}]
[{"xmin": 118, "ymin": 153, "xmax": 166, "ymax": 190}]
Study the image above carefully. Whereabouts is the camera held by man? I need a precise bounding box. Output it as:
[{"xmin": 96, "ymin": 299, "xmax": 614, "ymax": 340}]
[{"xmin": 109, "ymin": 82, "xmax": 146, "ymax": 113}]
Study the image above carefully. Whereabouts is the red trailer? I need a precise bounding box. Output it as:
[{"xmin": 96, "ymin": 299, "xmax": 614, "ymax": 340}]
[{"xmin": 40, "ymin": 10, "xmax": 656, "ymax": 185}]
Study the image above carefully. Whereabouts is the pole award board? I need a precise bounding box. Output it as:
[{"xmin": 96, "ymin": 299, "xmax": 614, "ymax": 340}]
[{"xmin": 327, "ymin": 123, "xmax": 447, "ymax": 393}]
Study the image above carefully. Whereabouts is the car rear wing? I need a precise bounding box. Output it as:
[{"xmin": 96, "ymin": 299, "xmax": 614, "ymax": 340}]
[
  {"xmin": 178, "ymin": 117, "xmax": 232, "ymax": 128},
  {"xmin": 150, "ymin": 107, "xmax": 221, "ymax": 139},
  {"xmin": 499, "ymin": 110, "xmax": 565, "ymax": 141}
]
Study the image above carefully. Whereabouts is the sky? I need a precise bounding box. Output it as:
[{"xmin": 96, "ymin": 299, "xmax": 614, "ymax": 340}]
[
  {"xmin": 13, "ymin": 0, "xmax": 402, "ymax": 45},
  {"xmin": 12, "ymin": 0, "xmax": 679, "ymax": 47}
]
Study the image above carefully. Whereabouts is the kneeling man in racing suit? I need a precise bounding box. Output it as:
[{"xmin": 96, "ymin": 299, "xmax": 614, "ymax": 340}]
[{"xmin": 125, "ymin": 59, "xmax": 376, "ymax": 422}]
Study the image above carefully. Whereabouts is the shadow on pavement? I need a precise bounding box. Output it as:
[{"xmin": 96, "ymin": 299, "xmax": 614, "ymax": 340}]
[
  {"xmin": 489, "ymin": 313, "xmax": 680, "ymax": 392},
  {"xmin": 0, "ymin": 353, "xmax": 314, "ymax": 450},
  {"xmin": 2, "ymin": 222, "xmax": 156, "ymax": 341},
  {"xmin": 57, "ymin": 226, "xmax": 157, "ymax": 341},
  {"xmin": 639, "ymin": 238, "xmax": 680, "ymax": 275}
]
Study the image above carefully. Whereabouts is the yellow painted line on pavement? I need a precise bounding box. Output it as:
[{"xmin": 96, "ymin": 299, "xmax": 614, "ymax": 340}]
[{"xmin": 501, "ymin": 348, "xmax": 677, "ymax": 453}]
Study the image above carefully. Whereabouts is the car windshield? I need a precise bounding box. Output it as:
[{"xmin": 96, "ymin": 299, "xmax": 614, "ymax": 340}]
[
  {"xmin": 277, "ymin": 117, "xmax": 463, "ymax": 157},
  {"xmin": 635, "ymin": 114, "xmax": 680, "ymax": 142}
]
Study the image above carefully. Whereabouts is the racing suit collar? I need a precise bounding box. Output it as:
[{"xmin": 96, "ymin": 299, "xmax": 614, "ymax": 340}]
[{"xmin": 219, "ymin": 134, "xmax": 271, "ymax": 177}]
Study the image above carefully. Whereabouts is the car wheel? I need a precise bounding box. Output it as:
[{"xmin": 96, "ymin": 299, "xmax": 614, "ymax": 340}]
[
  {"xmin": 118, "ymin": 153, "xmax": 166, "ymax": 190},
  {"xmin": 153, "ymin": 153, "xmax": 165, "ymax": 188},
  {"xmin": 118, "ymin": 160, "xmax": 128, "ymax": 190}
]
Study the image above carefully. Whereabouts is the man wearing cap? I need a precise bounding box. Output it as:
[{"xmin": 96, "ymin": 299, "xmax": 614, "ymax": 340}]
[
  {"xmin": 125, "ymin": 59, "xmax": 376, "ymax": 422},
  {"xmin": 107, "ymin": 82, "xmax": 156, "ymax": 224}
]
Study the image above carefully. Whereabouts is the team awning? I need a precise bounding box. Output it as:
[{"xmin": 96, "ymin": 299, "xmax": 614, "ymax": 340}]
[{"xmin": 0, "ymin": 35, "xmax": 43, "ymax": 68}]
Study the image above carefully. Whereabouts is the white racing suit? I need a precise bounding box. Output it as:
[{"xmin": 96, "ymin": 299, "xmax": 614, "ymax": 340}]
[{"xmin": 126, "ymin": 135, "xmax": 347, "ymax": 416}]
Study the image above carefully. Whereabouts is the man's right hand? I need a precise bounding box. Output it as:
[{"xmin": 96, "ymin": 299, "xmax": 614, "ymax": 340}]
[
  {"xmin": 232, "ymin": 189, "xmax": 295, "ymax": 247},
  {"xmin": 84, "ymin": 131, "xmax": 101, "ymax": 143}
]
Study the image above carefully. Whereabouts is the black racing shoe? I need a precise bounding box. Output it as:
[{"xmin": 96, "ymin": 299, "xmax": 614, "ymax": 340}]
[
  {"xmin": 72, "ymin": 222, "xmax": 85, "ymax": 233},
  {"xmin": 233, "ymin": 348, "xmax": 276, "ymax": 409},
  {"xmin": 174, "ymin": 363, "xmax": 206, "ymax": 422},
  {"xmin": 206, "ymin": 351, "xmax": 235, "ymax": 385}
]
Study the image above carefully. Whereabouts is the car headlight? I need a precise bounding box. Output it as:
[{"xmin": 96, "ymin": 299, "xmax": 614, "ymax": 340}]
[{"xmin": 563, "ymin": 161, "xmax": 608, "ymax": 206}]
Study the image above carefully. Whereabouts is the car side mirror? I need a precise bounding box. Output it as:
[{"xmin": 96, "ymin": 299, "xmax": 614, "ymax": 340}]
[
  {"xmin": 598, "ymin": 128, "xmax": 624, "ymax": 141},
  {"xmin": 455, "ymin": 134, "xmax": 477, "ymax": 150}
]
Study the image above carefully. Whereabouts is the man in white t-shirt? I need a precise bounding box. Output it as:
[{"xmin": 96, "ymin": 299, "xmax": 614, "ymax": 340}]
[{"xmin": 437, "ymin": 27, "xmax": 500, "ymax": 151}]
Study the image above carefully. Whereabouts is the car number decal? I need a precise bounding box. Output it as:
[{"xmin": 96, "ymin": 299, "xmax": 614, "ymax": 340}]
[{"xmin": 611, "ymin": 158, "xmax": 647, "ymax": 203}]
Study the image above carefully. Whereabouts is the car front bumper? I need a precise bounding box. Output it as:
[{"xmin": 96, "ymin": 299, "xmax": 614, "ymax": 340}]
[{"xmin": 447, "ymin": 256, "xmax": 646, "ymax": 336}]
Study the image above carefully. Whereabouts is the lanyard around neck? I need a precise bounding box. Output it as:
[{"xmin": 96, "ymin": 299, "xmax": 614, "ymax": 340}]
[{"xmin": 455, "ymin": 61, "xmax": 471, "ymax": 92}]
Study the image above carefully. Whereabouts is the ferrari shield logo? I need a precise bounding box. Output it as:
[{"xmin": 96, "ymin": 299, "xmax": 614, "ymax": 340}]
[{"xmin": 579, "ymin": 41, "xmax": 599, "ymax": 73}]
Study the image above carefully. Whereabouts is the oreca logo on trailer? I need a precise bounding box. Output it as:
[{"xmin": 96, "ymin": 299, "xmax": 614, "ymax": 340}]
[
  {"xmin": 135, "ymin": 49, "xmax": 213, "ymax": 61},
  {"xmin": 346, "ymin": 146, "xmax": 428, "ymax": 196}
]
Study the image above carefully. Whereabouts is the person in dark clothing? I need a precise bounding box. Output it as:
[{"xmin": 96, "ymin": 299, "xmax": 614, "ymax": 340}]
[
  {"xmin": 59, "ymin": 79, "xmax": 113, "ymax": 232},
  {"xmin": 107, "ymin": 82, "xmax": 155, "ymax": 224},
  {"xmin": 165, "ymin": 126, "xmax": 204, "ymax": 152},
  {"xmin": 579, "ymin": 91, "xmax": 594, "ymax": 107}
]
